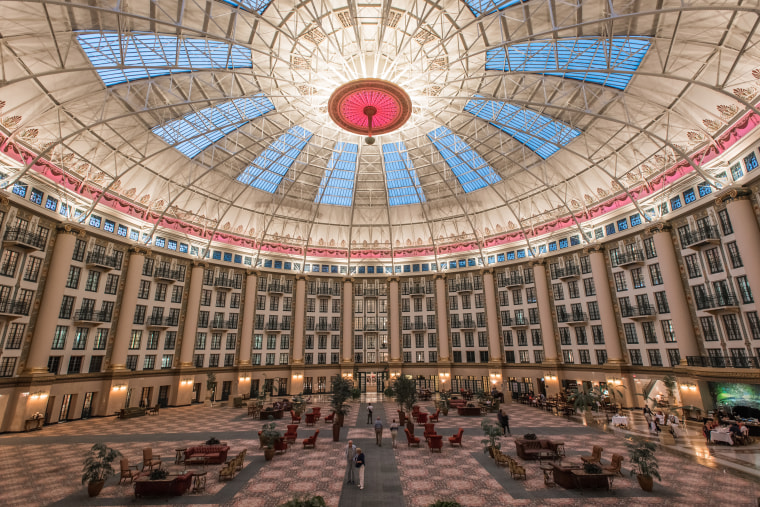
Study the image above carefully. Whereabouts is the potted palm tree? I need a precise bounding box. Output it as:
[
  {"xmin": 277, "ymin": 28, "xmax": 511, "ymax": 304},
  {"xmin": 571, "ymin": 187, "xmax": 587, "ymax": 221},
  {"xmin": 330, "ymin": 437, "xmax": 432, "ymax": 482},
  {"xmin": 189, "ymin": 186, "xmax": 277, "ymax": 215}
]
[
  {"xmin": 569, "ymin": 386, "xmax": 602, "ymax": 425},
  {"xmin": 330, "ymin": 376, "xmax": 353, "ymax": 441},
  {"xmin": 389, "ymin": 376, "xmax": 418, "ymax": 432},
  {"xmin": 480, "ymin": 420, "xmax": 502, "ymax": 458},
  {"xmin": 81, "ymin": 443, "xmax": 122, "ymax": 497},
  {"xmin": 438, "ymin": 390, "xmax": 451, "ymax": 416},
  {"xmin": 626, "ymin": 438, "xmax": 661, "ymax": 491},
  {"xmin": 261, "ymin": 417, "xmax": 282, "ymax": 461}
]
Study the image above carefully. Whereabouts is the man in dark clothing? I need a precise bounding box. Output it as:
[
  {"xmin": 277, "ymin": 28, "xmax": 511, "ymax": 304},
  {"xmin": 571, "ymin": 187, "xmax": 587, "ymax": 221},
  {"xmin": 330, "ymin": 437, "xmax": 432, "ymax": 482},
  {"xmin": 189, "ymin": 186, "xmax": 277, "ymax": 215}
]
[{"xmin": 498, "ymin": 408, "xmax": 510, "ymax": 435}]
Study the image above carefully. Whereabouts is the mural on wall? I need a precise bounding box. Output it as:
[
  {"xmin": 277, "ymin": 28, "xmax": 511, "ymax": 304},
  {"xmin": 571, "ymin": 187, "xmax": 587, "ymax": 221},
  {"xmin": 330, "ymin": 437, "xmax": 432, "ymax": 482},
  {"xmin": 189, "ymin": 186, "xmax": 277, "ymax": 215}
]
[{"xmin": 708, "ymin": 382, "xmax": 760, "ymax": 410}]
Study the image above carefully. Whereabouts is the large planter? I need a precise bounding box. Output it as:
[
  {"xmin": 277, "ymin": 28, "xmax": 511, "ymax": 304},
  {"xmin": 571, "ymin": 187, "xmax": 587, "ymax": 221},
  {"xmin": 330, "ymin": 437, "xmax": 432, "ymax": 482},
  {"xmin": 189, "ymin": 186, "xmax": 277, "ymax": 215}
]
[
  {"xmin": 87, "ymin": 480, "xmax": 105, "ymax": 497},
  {"xmin": 405, "ymin": 420, "xmax": 415, "ymax": 433},
  {"xmin": 332, "ymin": 423, "xmax": 341, "ymax": 442},
  {"xmin": 637, "ymin": 474, "xmax": 654, "ymax": 492},
  {"xmin": 337, "ymin": 413, "xmax": 345, "ymax": 427},
  {"xmin": 264, "ymin": 448, "xmax": 275, "ymax": 461}
]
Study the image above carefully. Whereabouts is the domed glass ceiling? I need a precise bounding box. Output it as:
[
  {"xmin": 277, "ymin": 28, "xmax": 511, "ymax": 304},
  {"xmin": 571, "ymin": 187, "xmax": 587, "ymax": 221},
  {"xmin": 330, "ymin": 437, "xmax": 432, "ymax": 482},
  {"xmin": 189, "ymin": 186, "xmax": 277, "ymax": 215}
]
[{"xmin": 0, "ymin": 0, "xmax": 758, "ymax": 257}]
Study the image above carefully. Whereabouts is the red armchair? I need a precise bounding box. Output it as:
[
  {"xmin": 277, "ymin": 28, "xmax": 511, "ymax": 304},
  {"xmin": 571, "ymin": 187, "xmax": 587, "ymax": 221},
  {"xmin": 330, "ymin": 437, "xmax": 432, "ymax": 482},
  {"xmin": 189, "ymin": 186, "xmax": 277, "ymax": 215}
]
[
  {"xmin": 405, "ymin": 428, "xmax": 421, "ymax": 447},
  {"xmin": 416, "ymin": 412, "xmax": 428, "ymax": 424},
  {"xmin": 284, "ymin": 424, "xmax": 299, "ymax": 444},
  {"xmin": 324, "ymin": 411, "xmax": 335, "ymax": 424},
  {"xmin": 274, "ymin": 438, "xmax": 288, "ymax": 454},
  {"xmin": 449, "ymin": 428, "xmax": 464, "ymax": 447},
  {"xmin": 312, "ymin": 407, "xmax": 321, "ymax": 421},
  {"xmin": 305, "ymin": 413, "xmax": 316, "ymax": 426},
  {"xmin": 429, "ymin": 408, "xmax": 440, "ymax": 422},
  {"xmin": 291, "ymin": 410, "xmax": 301, "ymax": 424},
  {"xmin": 428, "ymin": 435, "xmax": 443, "ymax": 453},
  {"xmin": 303, "ymin": 430, "xmax": 319, "ymax": 449},
  {"xmin": 424, "ymin": 423, "xmax": 436, "ymax": 441}
]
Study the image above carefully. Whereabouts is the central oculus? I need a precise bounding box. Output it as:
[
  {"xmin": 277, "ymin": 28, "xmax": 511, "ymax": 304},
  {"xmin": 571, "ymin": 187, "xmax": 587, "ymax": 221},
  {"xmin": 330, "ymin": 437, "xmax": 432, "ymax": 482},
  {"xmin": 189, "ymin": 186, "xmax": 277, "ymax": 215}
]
[{"xmin": 328, "ymin": 79, "xmax": 412, "ymax": 144}]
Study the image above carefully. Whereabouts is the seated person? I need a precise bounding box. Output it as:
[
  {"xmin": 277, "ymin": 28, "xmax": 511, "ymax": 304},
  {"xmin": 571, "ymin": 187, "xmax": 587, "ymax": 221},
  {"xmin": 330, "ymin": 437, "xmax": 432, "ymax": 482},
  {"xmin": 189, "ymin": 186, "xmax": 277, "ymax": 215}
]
[
  {"xmin": 729, "ymin": 422, "xmax": 741, "ymax": 436},
  {"xmin": 739, "ymin": 422, "xmax": 750, "ymax": 436}
]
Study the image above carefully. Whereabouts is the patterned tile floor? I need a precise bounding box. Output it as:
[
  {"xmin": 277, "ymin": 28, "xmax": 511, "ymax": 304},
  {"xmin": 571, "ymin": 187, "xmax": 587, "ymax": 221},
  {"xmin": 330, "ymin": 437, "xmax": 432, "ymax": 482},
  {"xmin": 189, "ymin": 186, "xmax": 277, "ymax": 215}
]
[{"xmin": 0, "ymin": 398, "xmax": 757, "ymax": 506}]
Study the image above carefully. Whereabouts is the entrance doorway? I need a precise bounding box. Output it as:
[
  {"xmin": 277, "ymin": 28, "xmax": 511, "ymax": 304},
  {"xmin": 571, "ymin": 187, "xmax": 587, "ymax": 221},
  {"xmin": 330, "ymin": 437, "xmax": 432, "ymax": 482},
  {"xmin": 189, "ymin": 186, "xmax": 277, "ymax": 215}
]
[{"xmin": 357, "ymin": 372, "xmax": 387, "ymax": 393}]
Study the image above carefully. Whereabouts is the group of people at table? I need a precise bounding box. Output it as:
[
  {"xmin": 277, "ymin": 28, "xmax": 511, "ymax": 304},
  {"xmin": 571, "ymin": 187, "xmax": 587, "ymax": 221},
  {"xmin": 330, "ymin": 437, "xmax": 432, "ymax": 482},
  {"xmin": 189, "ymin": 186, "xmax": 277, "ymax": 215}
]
[{"xmin": 703, "ymin": 412, "xmax": 752, "ymax": 445}]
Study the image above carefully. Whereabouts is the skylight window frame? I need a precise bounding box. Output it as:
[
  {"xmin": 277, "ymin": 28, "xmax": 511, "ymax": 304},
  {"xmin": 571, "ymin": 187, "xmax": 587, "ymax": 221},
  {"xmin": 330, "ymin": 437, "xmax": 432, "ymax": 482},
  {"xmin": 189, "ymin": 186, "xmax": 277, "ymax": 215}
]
[
  {"xmin": 427, "ymin": 126, "xmax": 501, "ymax": 193},
  {"xmin": 237, "ymin": 126, "xmax": 314, "ymax": 194},
  {"xmin": 485, "ymin": 37, "xmax": 651, "ymax": 90},
  {"xmin": 77, "ymin": 32, "xmax": 253, "ymax": 87},
  {"xmin": 315, "ymin": 142, "xmax": 358, "ymax": 207},
  {"xmin": 219, "ymin": 0, "xmax": 274, "ymax": 15},
  {"xmin": 151, "ymin": 94, "xmax": 275, "ymax": 159},
  {"xmin": 463, "ymin": 0, "xmax": 524, "ymax": 17},
  {"xmin": 463, "ymin": 96, "xmax": 581, "ymax": 159},
  {"xmin": 382, "ymin": 142, "xmax": 426, "ymax": 206}
]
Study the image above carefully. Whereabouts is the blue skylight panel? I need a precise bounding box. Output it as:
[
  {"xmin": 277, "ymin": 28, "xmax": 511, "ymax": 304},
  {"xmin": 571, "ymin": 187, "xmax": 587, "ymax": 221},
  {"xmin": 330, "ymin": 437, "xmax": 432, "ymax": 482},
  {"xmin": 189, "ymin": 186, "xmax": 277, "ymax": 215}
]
[
  {"xmin": 77, "ymin": 32, "xmax": 252, "ymax": 86},
  {"xmin": 427, "ymin": 126, "xmax": 501, "ymax": 193},
  {"xmin": 382, "ymin": 142, "xmax": 426, "ymax": 206},
  {"xmin": 315, "ymin": 142, "xmax": 358, "ymax": 207},
  {"xmin": 485, "ymin": 38, "xmax": 650, "ymax": 90},
  {"xmin": 152, "ymin": 94, "xmax": 274, "ymax": 158},
  {"xmin": 220, "ymin": 0, "xmax": 273, "ymax": 15},
  {"xmin": 464, "ymin": 0, "xmax": 524, "ymax": 17},
  {"xmin": 463, "ymin": 96, "xmax": 580, "ymax": 159},
  {"xmin": 237, "ymin": 126, "xmax": 313, "ymax": 193}
]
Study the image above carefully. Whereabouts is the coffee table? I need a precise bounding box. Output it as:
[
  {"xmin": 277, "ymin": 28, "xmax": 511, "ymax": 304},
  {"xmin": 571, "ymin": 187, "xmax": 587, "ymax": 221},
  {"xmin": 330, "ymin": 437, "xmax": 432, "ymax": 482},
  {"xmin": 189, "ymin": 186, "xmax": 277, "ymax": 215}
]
[
  {"xmin": 192, "ymin": 471, "xmax": 207, "ymax": 493},
  {"xmin": 540, "ymin": 464, "xmax": 555, "ymax": 486},
  {"xmin": 537, "ymin": 450, "xmax": 556, "ymax": 464},
  {"xmin": 185, "ymin": 456, "xmax": 208, "ymax": 470}
]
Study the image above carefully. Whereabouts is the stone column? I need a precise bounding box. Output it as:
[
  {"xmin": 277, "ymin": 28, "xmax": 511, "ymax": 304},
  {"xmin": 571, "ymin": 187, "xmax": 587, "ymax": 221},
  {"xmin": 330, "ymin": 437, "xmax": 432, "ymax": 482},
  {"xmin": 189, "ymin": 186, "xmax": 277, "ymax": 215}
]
[
  {"xmin": 291, "ymin": 275, "xmax": 307, "ymax": 364},
  {"xmin": 720, "ymin": 188, "xmax": 760, "ymax": 310},
  {"xmin": 24, "ymin": 225, "xmax": 82, "ymax": 374},
  {"xmin": 587, "ymin": 246, "xmax": 625, "ymax": 364},
  {"xmin": 649, "ymin": 223, "xmax": 700, "ymax": 360},
  {"xmin": 109, "ymin": 247, "xmax": 147, "ymax": 370},
  {"xmin": 532, "ymin": 261, "xmax": 559, "ymax": 363},
  {"xmin": 388, "ymin": 277, "xmax": 401, "ymax": 364},
  {"xmin": 178, "ymin": 262, "xmax": 205, "ymax": 366},
  {"xmin": 434, "ymin": 275, "xmax": 450, "ymax": 362},
  {"xmin": 237, "ymin": 270, "xmax": 258, "ymax": 366},
  {"xmin": 342, "ymin": 278, "xmax": 353, "ymax": 363},
  {"xmin": 481, "ymin": 269, "xmax": 503, "ymax": 364}
]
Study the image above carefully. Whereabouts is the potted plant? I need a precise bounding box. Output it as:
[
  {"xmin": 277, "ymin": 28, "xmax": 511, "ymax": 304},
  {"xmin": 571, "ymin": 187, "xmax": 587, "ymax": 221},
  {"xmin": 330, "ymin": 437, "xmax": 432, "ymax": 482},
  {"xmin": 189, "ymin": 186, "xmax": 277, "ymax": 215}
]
[
  {"xmin": 523, "ymin": 433, "xmax": 537, "ymax": 440},
  {"xmin": 428, "ymin": 502, "xmax": 462, "ymax": 507},
  {"xmin": 388, "ymin": 376, "xmax": 418, "ymax": 432},
  {"xmin": 480, "ymin": 420, "xmax": 502, "ymax": 458},
  {"xmin": 292, "ymin": 394, "xmax": 305, "ymax": 417},
  {"xmin": 438, "ymin": 390, "xmax": 451, "ymax": 416},
  {"xmin": 261, "ymin": 417, "xmax": 282, "ymax": 461},
  {"xmin": 626, "ymin": 437, "xmax": 661, "ymax": 492},
  {"xmin": 569, "ymin": 386, "xmax": 602, "ymax": 425},
  {"xmin": 149, "ymin": 468, "xmax": 168, "ymax": 480},
  {"xmin": 205, "ymin": 436, "xmax": 221, "ymax": 445},
  {"xmin": 81, "ymin": 443, "xmax": 122, "ymax": 497},
  {"xmin": 330, "ymin": 376, "xmax": 353, "ymax": 441},
  {"xmin": 583, "ymin": 462, "xmax": 603, "ymax": 474},
  {"xmin": 278, "ymin": 495, "xmax": 328, "ymax": 507}
]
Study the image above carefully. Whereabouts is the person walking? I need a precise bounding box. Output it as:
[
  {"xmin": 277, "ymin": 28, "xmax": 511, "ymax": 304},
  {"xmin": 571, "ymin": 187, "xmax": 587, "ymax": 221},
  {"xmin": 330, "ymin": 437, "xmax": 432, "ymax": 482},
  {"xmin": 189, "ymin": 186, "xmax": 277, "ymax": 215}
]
[
  {"xmin": 374, "ymin": 416, "xmax": 383, "ymax": 446},
  {"xmin": 355, "ymin": 447, "xmax": 365, "ymax": 490},
  {"xmin": 497, "ymin": 408, "xmax": 510, "ymax": 436},
  {"xmin": 366, "ymin": 403, "xmax": 374, "ymax": 424},
  {"xmin": 389, "ymin": 419, "xmax": 399, "ymax": 449},
  {"xmin": 345, "ymin": 440, "xmax": 357, "ymax": 484}
]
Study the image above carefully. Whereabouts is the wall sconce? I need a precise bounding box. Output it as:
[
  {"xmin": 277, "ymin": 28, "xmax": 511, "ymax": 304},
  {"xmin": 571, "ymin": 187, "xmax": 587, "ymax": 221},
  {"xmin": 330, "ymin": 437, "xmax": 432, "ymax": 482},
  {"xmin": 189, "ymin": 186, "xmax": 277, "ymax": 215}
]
[
  {"xmin": 341, "ymin": 372, "xmax": 352, "ymax": 379},
  {"xmin": 390, "ymin": 371, "xmax": 399, "ymax": 378},
  {"xmin": 180, "ymin": 378, "xmax": 193, "ymax": 386},
  {"xmin": 112, "ymin": 384, "xmax": 127, "ymax": 391},
  {"xmin": 29, "ymin": 391, "xmax": 48, "ymax": 400},
  {"xmin": 680, "ymin": 383, "xmax": 697, "ymax": 391},
  {"xmin": 607, "ymin": 378, "xmax": 622, "ymax": 385},
  {"xmin": 489, "ymin": 373, "xmax": 502, "ymax": 385},
  {"xmin": 239, "ymin": 375, "xmax": 251, "ymax": 382},
  {"xmin": 292, "ymin": 373, "xmax": 303, "ymax": 380},
  {"xmin": 545, "ymin": 374, "xmax": 557, "ymax": 381}
]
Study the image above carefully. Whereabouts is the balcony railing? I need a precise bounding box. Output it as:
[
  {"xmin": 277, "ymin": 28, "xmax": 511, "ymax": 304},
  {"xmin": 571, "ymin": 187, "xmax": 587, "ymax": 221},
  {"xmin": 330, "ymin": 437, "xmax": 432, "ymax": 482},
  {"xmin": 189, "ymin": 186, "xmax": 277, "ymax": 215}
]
[
  {"xmin": 557, "ymin": 312, "xmax": 588, "ymax": 323},
  {"xmin": 316, "ymin": 287, "xmax": 337, "ymax": 296},
  {"xmin": 620, "ymin": 305, "xmax": 657, "ymax": 319},
  {"xmin": 265, "ymin": 322, "xmax": 281, "ymax": 331},
  {"xmin": 3, "ymin": 228, "xmax": 47, "ymax": 250},
  {"xmin": 556, "ymin": 265, "xmax": 580, "ymax": 279},
  {"xmin": 695, "ymin": 294, "xmax": 740, "ymax": 311},
  {"xmin": 617, "ymin": 250, "xmax": 644, "ymax": 267},
  {"xmin": 407, "ymin": 285, "xmax": 427, "ymax": 296},
  {"xmin": 211, "ymin": 320, "xmax": 238, "ymax": 330},
  {"xmin": 215, "ymin": 277, "xmax": 241, "ymax": 289},
  {"xmin": 73, "ymin": 310, "xmax": 111, "ymax": 323},
  {"xmin": 363, "ymin": 288, "xmax": 381, "ymax": 297},
  {"xmin": 147, "ymin": 316, "xmax": 178, "ymax": 327},
  {"xmin": 363, "ymin": 323, "xmax": 387, "ymax": 331},
  {"xmin": 86, "ymin": 251, "xmax": 121, "ymax": 270},
  {"xmin": 315, "ymin": 323, "xmax": 338, "ymax": 331},
  {"xmin": 509, "ymin": 317, "xmax": 528, "ymax": 327},
  {"xmin": 686, "ymin": 355, "xmax": 760, "ymax": 369},
  {"xmin": 0, "ymin": 299, "xmax": 31, "ymax": 316},
  {"xmin": 499, "ymin": 275, "xmax": 524, "ymax": 288},
  {"xmin": 684, "ymin": 226, "xmax": 721, "ymax": 249},
  {"xmin": 154, "ymin": 267, "xmax": 184, "ymax": 282},
  {"xmin": 452, "ymin": 319, "xmax": 476, "ymax": 329}
]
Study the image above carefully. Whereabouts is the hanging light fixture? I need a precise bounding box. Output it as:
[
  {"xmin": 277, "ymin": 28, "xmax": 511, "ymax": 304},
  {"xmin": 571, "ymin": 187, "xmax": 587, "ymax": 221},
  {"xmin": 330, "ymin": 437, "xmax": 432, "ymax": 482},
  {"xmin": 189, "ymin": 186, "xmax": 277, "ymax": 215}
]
[{"xmin": 328, "ymin": 79, "xmax": 412, "ymax": 145}]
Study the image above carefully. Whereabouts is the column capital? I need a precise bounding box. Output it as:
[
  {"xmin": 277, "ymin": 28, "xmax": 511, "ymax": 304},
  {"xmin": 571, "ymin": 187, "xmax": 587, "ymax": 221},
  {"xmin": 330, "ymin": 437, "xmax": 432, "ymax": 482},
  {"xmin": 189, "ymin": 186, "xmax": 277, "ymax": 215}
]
[
  {"xmin": 479, "ymin": 267, "xmax": 495, "ymax": 276},
  {"xmin": 245, "ymin": 268, "xmax": 260, "ymax": 277},
  {"xmin": 715, "ymin": 186, "xmax": 753, "ymax": 206},
  {"xmin": 582, "ymin": 244, "xmax": 604, "ymax": 254},
  {"xmin": 433, "ymin": 273, "xmax": 447, "ymax": 281},
  {"xmin": 56, "ymin": 223, "xmax": 85, "ymax": 236},
  {"xmin": 128, "ymin": 245, "xmax": 150, "ymax": 256},
  {"xmin": 0, "ymin": 195, "xmax": 9, "ymax": 211},
  {"xmin": 341, "ymin": 276, "xmax": 353, "ymax": 284},
  {"xmin": 191, "ymin": 260, "xmax": 209, "ymax": 268},
  {"xmin": 646, "ymin": 222, "xmax": 672, "ymax": 235},
  {"xmin": 388, "ymin": 276, "xmax": 400, "ymax": 283},
  {"xmin": 528, "ymin": 259, "xmax": 546, "ymax": 267},
  {"xmin": 295, "ymin": 273, "xmax": 309, "ymax": 281}
]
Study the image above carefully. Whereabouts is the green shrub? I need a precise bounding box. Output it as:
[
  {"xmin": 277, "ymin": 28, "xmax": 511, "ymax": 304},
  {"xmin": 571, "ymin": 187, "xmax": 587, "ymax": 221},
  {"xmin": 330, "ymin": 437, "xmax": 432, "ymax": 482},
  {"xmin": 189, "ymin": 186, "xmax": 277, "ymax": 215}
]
[
  {"xmin": 278, "ymin": 495, "xmax": 327, "ymax": 507},
  {"xmin": 428, "ymin": 501, "xmax": 462, "ymax": 507}
]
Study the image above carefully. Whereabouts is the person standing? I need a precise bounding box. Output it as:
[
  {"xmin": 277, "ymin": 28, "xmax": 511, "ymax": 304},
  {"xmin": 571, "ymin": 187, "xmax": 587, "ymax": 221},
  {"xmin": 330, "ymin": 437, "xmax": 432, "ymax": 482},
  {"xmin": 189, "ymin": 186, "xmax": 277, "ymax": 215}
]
[
  {"xmin": 389, "ymin": 419, "xmax": 399, "ymax": 449},
  {"xmin": 374, "ymin": 416, "xmax": 383, "ymax": 446},
  {"xmin": 355, "ymin": 447, "xmax": 365, "ymax": 490},
  {"xmin": 366, "ymin": 403, "xmax": 374, "ymax": 424},
  {"xmin": 498, "ymin": 408, "xmax": 510, "ymax": 435},
  {"xmin": 345, "ymin": 440, "xmax": 357, "ymax": 484}
]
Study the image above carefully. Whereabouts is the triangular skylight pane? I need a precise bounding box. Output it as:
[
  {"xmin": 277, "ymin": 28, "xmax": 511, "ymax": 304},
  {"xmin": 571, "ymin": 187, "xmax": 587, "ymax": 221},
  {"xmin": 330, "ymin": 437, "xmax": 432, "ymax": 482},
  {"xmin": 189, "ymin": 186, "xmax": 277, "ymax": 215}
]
[
  {"xmin": 237, "ymin": 126, "xmax": 313, "ymax": 193},
  {"xmin": 427, "ymin": 126, "xmax": 501, "ymax": 193},
  {"xmin": 151, "ymin": 94, "xmax": 274, "ymax": 158},
  {"xmin": 485, "ymin": 37, "xmax": 650, "ymax": 90},
  {"xmin": 382, "ymin": 142, "xmax": 426, "ymax": 206},
  {"xmin": 220, "ymin": 0, "xmax": 273, "ymax": 14},
  {"xmin": 464, "ymin": 96, "xmax": 580, "ymax": 159},
  {"xmin": 315, "ymin": 142, "xmax": 358, "ymax": 206},
  {"xmin": 77, "ymin": 32, "xmax": 252, "ymax": 86},
  {"xmin": 463, "ymin": 0, "xmax": 524, "ymax": 17}
]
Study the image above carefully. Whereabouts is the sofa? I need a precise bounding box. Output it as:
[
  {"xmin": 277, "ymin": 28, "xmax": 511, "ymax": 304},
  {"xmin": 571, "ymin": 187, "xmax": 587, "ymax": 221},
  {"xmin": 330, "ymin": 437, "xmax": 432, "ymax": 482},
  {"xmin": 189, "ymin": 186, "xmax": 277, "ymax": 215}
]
[
  {"xmin": 514, "ymin": 439, "xmax": 562, "ymax": 460},
  {"xmin": 457, "ymin": 406, "xmax": 482, "ymax": 416},
  {"xmin": 134, "ymin": 471, "xmax": 192, "ymax": 497},
  {"xmin": 184, "ymin": 444, "xmax": 230, "ymax": 465},
  {"xmin": 119, "ymin": 407, "xmax": 146, "ymax": 419}
]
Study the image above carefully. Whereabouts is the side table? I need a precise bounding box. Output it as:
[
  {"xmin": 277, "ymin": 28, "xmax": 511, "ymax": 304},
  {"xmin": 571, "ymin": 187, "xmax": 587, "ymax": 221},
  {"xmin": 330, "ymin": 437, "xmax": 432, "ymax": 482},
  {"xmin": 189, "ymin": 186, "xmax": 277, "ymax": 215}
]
[
  {"xmin": 540, "ymin": 464, "xmax": 555, "ymax": 487},
  {"xmin": 175, "ymin": 448, "xmax": 187, "ymax": 465},
  {"xmin": 192, "ymin": 471, "xmax": 207, "ymax": 493}
]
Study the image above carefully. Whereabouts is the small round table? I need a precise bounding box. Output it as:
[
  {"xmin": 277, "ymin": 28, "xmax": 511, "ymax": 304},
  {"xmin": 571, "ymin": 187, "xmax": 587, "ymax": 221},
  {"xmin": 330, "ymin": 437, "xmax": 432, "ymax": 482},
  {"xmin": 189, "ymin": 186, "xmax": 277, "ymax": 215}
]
[
  {"xmin": 192, "ymin": 471, "xmax": 207, "ymax": 493},
  {"xmin": 540, "ymin": 464, "xmax": 555, "ymax": 487},
  {"xmin": 175, "ymin": 448, "xmax": 187, "ymax": 465}
]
